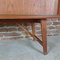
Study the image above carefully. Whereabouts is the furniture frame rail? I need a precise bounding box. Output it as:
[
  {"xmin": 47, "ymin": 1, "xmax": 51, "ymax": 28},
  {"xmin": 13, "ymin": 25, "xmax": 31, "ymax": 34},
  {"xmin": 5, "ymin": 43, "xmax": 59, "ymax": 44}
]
[{"xmin": 0, "ymin": 15, "xmax": 60, "ymax": 55}]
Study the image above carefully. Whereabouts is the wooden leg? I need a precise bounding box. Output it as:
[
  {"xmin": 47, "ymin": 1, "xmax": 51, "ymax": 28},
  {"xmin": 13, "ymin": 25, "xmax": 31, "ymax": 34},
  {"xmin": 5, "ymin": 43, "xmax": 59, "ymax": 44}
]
[
  {"xmin": 41, "ymin": 19, "xmax": 47, "ymax": 55},
  {"xmin": 31, "ymin": 23, "xmax": 35, "ymax": 41}
]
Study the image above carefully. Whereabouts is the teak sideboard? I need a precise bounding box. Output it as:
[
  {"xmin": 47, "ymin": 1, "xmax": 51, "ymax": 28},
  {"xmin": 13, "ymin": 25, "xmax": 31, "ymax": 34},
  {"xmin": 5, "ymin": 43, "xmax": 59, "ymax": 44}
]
[{"xmin": 0, "ymin": 0, "xmax": 60, "ymax": 55}]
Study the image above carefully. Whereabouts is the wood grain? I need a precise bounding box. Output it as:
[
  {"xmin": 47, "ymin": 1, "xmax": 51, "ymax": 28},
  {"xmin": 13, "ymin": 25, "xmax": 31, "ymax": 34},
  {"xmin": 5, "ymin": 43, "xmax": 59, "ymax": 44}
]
[
  {"xmin": 0, "ymin": 0, "xmax": 58, "ymax": 15},
  {"xmin": 41, "ymin": 19, "xmax": 47, "ymax": 55},
  {"xmin": 58, "ymin": 0, "xmax": 60, "ymax": 15}
]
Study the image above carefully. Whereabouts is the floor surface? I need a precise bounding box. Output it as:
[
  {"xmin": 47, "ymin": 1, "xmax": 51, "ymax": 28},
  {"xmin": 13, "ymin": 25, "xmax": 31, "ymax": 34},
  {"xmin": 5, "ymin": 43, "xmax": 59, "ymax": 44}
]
[{"xmin": 0, "ymin": 36, "xmax": 60, "ymax": 60}]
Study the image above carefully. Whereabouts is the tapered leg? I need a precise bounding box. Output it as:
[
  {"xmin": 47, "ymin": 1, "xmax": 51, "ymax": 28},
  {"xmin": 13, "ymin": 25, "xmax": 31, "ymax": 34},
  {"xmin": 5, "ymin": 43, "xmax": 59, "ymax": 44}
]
[
  {"xmin": 41, "ymin": 19, "xmax": 47, "ymax": 55},
  {"xmin": 31, "ymin": 23, "xmax": 35, "ymax": 41}
]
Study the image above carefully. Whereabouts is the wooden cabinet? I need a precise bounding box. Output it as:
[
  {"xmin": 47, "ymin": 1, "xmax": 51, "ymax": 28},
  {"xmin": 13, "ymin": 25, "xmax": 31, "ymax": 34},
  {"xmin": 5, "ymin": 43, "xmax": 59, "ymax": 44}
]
[
  {"xmin": 0, "ymin": 0, "xmax": 59, "ymax": 15},
  {"xmin": 0, "ymin": 0, "xmax": 59, "ymax": 55}
]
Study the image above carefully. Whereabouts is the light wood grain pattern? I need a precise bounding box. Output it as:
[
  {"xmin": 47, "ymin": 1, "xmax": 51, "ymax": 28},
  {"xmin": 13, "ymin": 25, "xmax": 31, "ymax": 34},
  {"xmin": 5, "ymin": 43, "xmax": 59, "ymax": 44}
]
[
  {"xmin": 0, "ymin": 0, "xmax": 58, "ymax": 15},
  {"xmin": 46, "ymin": 0, "xmax": 57, "ymax": 15}
]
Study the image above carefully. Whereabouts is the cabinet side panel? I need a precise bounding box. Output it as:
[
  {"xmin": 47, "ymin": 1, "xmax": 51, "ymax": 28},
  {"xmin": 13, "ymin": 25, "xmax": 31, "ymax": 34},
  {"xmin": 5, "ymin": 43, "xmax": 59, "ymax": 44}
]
[{"xmin": 58, "ymin": 0, "xmax": 60, "ymax": 15}]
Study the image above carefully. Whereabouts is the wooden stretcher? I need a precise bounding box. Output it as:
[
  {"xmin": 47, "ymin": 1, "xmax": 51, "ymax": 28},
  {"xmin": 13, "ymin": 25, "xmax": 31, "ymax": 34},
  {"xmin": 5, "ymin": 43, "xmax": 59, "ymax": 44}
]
[{"xmin": 0, "ymin": 0, "xmax": 60, "ymax": 55}]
